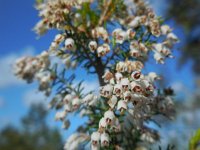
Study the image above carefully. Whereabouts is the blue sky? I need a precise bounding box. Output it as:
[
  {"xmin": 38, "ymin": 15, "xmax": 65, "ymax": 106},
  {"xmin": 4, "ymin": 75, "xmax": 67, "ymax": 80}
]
[{"xmin": 0, "ymin": 0, "xmax": 196, "ymax": 142}]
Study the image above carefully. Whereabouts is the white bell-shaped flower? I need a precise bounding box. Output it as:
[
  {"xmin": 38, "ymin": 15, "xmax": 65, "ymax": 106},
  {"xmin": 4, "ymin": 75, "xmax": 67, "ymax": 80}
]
[
  {"xmin": 54, "ymin": 34, "xmax": 65, "ymax": 43},
  {"xmin": 128, "ymin": 16, "xmax": 140, "ymax": 28},
  {"xmin": 116, "ymin": 31, "xmax": 127, "ymax": 44},
  {"xmin": 100, "ymin": 132, "xmax": 109, "ymax": 147},
  {"xmin": 65, "ymin": 38, "xmax": 75, "ymax": 50},
  {"xmin": 139, "ymin": 43, "xmax": 148, "ymax": 53},
  {"xmin": 131, "ymin": 81, "xmax": 142, "ymax": 93},
  {"xmin": 154, "ymin": 52, "xmax": 165, "ymax": 64},
  {"xmin": 102, "ymin": 70, "xmax": 114, "ymax": 83},
  {"xmin": 64, "ymin": 102, "xmax": 73, "ymax": 112},
  {"xmin": 117, "ymin": 100, "xmax": 127, "ymax": 112},
  {"xmin": 142, "ymin": 80, "xmax": 154, "ymax": 93},
  {"xmin": 83, "ymin": 94, "xmax": 94, "ymax": 104},
  {"xmin": 91, "ymin": 131, "xmax": 101, "ymax": 146},
  {"xmin": 130, "ymin": 48, "xmax": 141, "ymax": 58},
  {"xmin": 120, "ymin": 78, "xmax": 130, "ymax": 91},
  {"xmin": 72, "ymin": 97, "xmax": 81, "ymax": 109},
  {"xmin": 167, "ymin": 33, "xmax": 179, "ymax": 43},
  {"xmin": 89, "ymin": 41, "xmax": 98, "ymax": 52},
  {"xmin": 147, "ymin": 72, "xmax": 160, "ymax": 83},
  {"xmin": 130, "ymin": 40, "xmax": 138, "ymax": 50},
  {"xmin": 99, "ymin": 117, "xmax": 107, "ymax": 129},
  {"xmin": 131, "ymin": 71, "xmax": 142, "ymax": 81},
  {"xmin": 104, "ymin": 110, "xmax": 115, "ymax": 124},
  {"xmin": 123, "ymin": 91, "xmax": 132, "ymax": 102},
  {"xmin": 131, "ymin": 93, "xmax": 142, "ymax": 105},
  {"xmin": 161, "ymin": 25, "xmax": 172, "ymax": 35},
  {"xmin": 112, "ymin": 28, "xmax": 123, "ymax": 38},
  {"xmin": 103, "ymin": 43, "xmax": 110, "ymax": 53},
  {"xmin": 63, "ymin": 94, "xmax": 73, "ymax": 104},
  {"xmin": 116, "ymin": 61, "xmax": 126, "ymax": 72},
  {"xmin": 101, "ymin": 84, "xmax": 113, "ymax": 98},
  {"xmin": 55, "ymin": 111, "xmax": 67, "ymax": 121},
  {"xmin": 97, "ymin": 46, "xmax": 105, "ymax": 57},
  {"xmin": 115, "ymin": 72, "xmax": 123, "ymax": 82},
  {"xmin": 113, "ymin": 84, "xmax": 122, "ymax": 97},
  {"xmin": 126, "ymin": 28, "xmax": 136, "ymax": 39},
  {"xmin": 108, "ymin": 95, "xmax": 118, "ymax": 109}
]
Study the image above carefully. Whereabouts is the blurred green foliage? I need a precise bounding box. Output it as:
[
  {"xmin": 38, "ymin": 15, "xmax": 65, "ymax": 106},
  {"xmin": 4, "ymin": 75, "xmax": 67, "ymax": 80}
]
[
  {"xmin": 189, "ymin": 129, "xmax": 200, "ymax": 150},
  {"xmin": 0, "ymin": 104, "xmax": 63, "ymax": 150}
]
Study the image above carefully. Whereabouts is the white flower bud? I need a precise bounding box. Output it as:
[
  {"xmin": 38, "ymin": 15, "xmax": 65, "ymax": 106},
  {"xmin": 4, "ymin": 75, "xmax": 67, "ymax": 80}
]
[
  {"xmin": 104, "ymin": 110, "xmax": 115, "ymax": 124},
  {"xmin": 91, "ymin": 131, "xmax": 101, "ymax": 146},
  {"xmin": 113, "ymin": 84, "xmax": 122, "ymax": 97},
  {"xmin": 161, "ymin": 25, "xmax": 171, "ymax": 35},
  {"xmin": 120, "ymin": 78, "xmax": 130, "ymax": 91},
  {"xmin": 130, "ymin": 48, "xmax": 141, "ymax": 58},
  {"xmin": 112, "ymin": 28, "xmax": 123, "ymax": 38},
  {"xmin": 97, "ymin": 46, "xmax": 105, "ymax": 57},
  {"xmin": 131, "ymin": 81, "xmax": 142, "ymax": 93},
  {"xmin": 83, "ymin": 94, "xmax": 94, "ymax": 104},
  {"xmin": 89, "ymin": 41, "xmax": 98, "ymax": 52},
  {"xmin": 55, "ymin": 111, "xmax": 67, "ymax": 121},
  {"xmin": 128, "ymin": 16, "xmax": 140, "ymax": 28},
  {"xmin": 100, "ymin": 132, "xmax": 109, "ymax": 147},
  {"xmin": 115, "ymin": 72, "xmax": 123, "ymax": 82},
  {"xmin": 102, "ymin": 70, "xmax": 114, "ymax": 83},
  {"xmin": 108, "ymin": 95, "xmax": 118, "ymax": 109},
  {"xmin": 64, "ymin": 103, "xmax": 73, "ymax": 112},
  {"xmin": 126, "ymin": 29, "xmax": 136, "ymax": 39},
  {"xmin": 147, "ymin": 72, "xmax": 160, "ymax": 83},
  {"xmin": 54, "ymin": 34, "xmax": 65, "ymax": 43},
  {"xmin": 153, "ymin": 52, "xmax": 165, "ymax": 64},
  {"xmin": 63, "ymin": 94, "xmax": 73, "ymax": 104},
  {"xmin": 40, "ymin": 51, "xmax": 49, "ymax": 59},
  {"xmin": 131, "ymin": 71, "xmax": 142, "ymax": 81},
  {"xmin": 101, "ymin": 84, "xmax": 113, "ymax": 98},
  {"xmin": 99, "ymin": 117, "xmax": 107, "ymax": 129},
  {"xmin": 72, "ymin": 97, "xmax": 81, "ymax": 109},
  {"xmin": 65, "ymin": 38, "xmax": 75, "ymax": 50},
  {"xmin": 116, "ymin": 31, "xmax": 127, "ymax": 44},
  {"xmin": 117, "ymin": 100, "xmax": 127, "ymax": 112},
  {"xmin": 123, "ymin": 91, "xmax": 132, "ymax": 102},
  {"xmin": 167, "ymin": 33, "xmax": 179, "ymax": 43}
]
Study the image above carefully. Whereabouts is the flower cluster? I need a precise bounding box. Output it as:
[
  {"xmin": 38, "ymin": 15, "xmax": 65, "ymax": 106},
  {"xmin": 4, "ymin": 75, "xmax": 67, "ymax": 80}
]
[
  {"xmin": 14, "ymin": 51, "xmax": 53, "ymax": 95},
  {"xmin": 14, "ymin": 0, "xmax": 179, "ymax": 149}
]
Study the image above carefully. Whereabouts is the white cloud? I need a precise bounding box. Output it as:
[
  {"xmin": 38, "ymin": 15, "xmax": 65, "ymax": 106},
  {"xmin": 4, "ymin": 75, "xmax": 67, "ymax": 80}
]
[
  {"xmin": 23, "ymin": 89, "xmax": 48, "ymax": 108},
  {"xmin": 0, "ymin": 46, "xmax": 35, "ymax": 89}
]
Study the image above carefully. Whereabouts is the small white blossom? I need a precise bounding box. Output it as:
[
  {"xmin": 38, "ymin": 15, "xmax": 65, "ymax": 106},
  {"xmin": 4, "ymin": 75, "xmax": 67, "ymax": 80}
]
[
  {"xmin": 99, "ymin": 117, "xmax": 107, "ymax": 130},
  {"xmin": 104, "ymin": 110, "xmax": 115, "ymax": 124},
  {"xmin": 153, "ymin": 52, "xmax": 165, "ymax": 64},
  {"xmin": 89, "ymin": 41, "xmax": 98, "ymax": 52},
  {"xmin": 113, "ymin": 84, "xmax": 123, "ymax": 97},
  {"xmin": 65, "ymin": 38, "xmax": 75, "ymax": 50},
  {"xmin": 55, "ymin": 111, "xmax": 67, "ymax": 121},
  {"xmin": 161, "ymin": 25, "xmax": 172, "ymax": 35},
  {"xmin": 167, "ymin": 33, "xmax": 179, "ymax": 43},
  {"xmin": 120, "ymin": 78, "xmax": 130, "ymax": 91},
  {"xmin": 117, "ymin": 100, "xmax": 127, "ymax": 113},
  {"xmin": 131, "ymin": 81, "xmax": 142, "ymax": 93},
  {"xmin": 100, "ymin": 132, "xmax": 109, "ymax": 147},
  {"xmin": 91, "ymin": 131, "xmax": 101, "ymax": 146},
  {"xmin": 123, "ymin": 91, "xmax": 132, "ymax": 102},
  {"xmin": 108, "ymin": 95, "xmax": 118, "ymax": 109}
]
